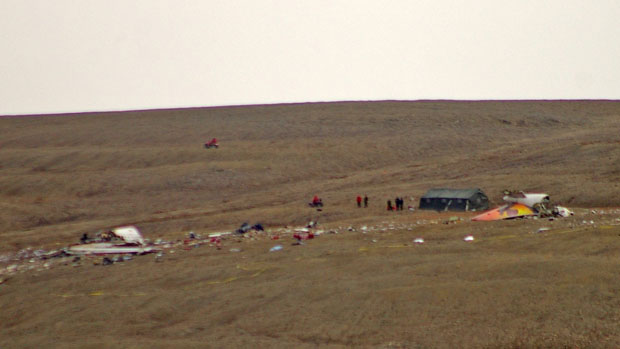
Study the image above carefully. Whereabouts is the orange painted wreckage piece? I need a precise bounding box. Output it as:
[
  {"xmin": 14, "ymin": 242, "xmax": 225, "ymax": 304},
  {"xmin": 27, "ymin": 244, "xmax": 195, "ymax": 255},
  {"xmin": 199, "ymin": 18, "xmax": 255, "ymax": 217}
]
[{"xmin": 471, "ymin": 203, "xmax": 536, "ymax": 221}]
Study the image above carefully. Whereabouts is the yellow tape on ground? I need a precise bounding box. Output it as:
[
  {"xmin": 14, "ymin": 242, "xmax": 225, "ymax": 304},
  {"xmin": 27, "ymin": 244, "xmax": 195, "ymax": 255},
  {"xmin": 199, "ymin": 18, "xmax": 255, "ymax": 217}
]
[
  {"xmin": 359, "ymin": 244, "xmax": 409, "ymax": 252},
  {"xmin": 202, "ymin": 276, "xmax": 239, "ymax": 285},
  {"xmin": 188, "ymin": 264, "xmax": 270, "ymax": 289},
  {"xmin": 54, "ymin": 291, "xmax": 147, "ymax": 298}
]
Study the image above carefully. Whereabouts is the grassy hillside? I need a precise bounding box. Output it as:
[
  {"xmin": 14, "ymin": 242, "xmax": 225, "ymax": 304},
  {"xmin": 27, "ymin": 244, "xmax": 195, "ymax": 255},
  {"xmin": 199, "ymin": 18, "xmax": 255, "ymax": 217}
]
[{"xmin": 1, "ymin": 101, "xmax": 619, "ymax": 249}]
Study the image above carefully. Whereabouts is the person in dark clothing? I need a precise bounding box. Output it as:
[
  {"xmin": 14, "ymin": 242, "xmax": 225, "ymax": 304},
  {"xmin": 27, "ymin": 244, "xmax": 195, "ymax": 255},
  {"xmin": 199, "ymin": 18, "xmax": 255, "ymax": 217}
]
[
  {"xmin": 395, "ymin": 197, "xmax": 400, "ymax": 211},
  {"xmin": 363, "ymin": 195, "xmax": 368, "ymax": 208},
  {"xmin": 387, "ymin": 200, "xmax": 393, "ymax": 211},
  {"xmin": 356, "ymin": 195, "xmax": 362, "ymax": 207}
]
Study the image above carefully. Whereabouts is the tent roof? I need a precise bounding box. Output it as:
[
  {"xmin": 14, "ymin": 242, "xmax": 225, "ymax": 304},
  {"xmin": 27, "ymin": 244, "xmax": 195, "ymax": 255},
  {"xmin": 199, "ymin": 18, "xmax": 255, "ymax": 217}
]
[{"xmin": 421, "ymin": 188, "xmax": 485, "ymax": 200}]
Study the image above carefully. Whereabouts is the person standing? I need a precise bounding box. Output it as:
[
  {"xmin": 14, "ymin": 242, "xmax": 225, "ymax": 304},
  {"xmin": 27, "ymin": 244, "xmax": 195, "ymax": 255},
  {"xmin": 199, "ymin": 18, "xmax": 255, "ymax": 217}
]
[
  {"xmin": 363, "ymin": 195, "xmax": 368, "ymax": 208},
  {"xmin": 356, "ymin": 195, "xmax": 362, "ymax": 208},
  {"xmin": 387, "ymin": 200, "xmax": 393, "ymax": 211}
]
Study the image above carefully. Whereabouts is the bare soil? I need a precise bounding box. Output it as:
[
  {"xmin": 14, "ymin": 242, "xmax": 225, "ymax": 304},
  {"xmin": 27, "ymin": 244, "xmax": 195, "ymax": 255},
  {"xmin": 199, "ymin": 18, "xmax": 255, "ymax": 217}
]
[{"xmin": 1, "ymin": 101, "xmax": 620, "ymax": 348}]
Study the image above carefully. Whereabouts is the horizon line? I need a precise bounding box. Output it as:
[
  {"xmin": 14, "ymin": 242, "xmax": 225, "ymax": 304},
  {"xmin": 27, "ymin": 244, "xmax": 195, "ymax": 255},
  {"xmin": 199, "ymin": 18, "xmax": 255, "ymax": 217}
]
[{"xmin": 2, "ymin": 98, "xmax": 619, "ymax": 118}]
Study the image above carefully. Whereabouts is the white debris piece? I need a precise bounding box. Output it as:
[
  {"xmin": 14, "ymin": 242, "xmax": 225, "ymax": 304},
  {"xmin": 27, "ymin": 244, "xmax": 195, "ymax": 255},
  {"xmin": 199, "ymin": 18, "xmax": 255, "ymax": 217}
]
[
  {"xmin": 413, "ymin": 238, "xmax": 424, "ymax": 244},
  {"xmin": 463, "ymin": 235, "xmax": 474, "ymax": 242},
  {"xmin": 269, "ymin": 245, "xmax": 283, "ymax": 252},
  {"xmin": 208, "ymin": 232, "xmax": 232, "ymax": 238},
  {"xmin": 113, "ymin": 226, "xmax": 145, "ymax": 245},
  {"xmin": 555, "ymin": 206, "xmax": 574, "ymax": 217},
  {"xmin": 503, "ymin": 192, "xmax": 549, "ymax": 207},
  {"xmin": 67, "ymin": 243, "xmax": 157, "ymax": 255}
]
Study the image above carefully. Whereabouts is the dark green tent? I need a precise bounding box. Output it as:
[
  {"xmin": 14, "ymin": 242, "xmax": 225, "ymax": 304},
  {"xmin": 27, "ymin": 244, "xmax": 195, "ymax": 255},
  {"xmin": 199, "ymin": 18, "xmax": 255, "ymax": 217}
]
[{"xmin": 419, "ymin": 188, "xmax": 489, "ymax": 212}]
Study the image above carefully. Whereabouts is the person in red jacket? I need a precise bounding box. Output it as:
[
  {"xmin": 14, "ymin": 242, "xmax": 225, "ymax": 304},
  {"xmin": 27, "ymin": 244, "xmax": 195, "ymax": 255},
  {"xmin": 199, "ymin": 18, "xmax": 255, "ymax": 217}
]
[{"xmin": 356, "ymin": 195, "xmax": 362, "ymax": 207}]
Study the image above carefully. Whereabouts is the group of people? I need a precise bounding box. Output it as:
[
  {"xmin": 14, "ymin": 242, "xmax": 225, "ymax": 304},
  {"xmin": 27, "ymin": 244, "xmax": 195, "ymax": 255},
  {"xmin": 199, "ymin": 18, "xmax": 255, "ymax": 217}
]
[
  {"xmin": 387, "ymin": 197, "xmax": 405, "ymax": 211},
  {"xmin": 356, "ymin": 195, "xmax": 369, "ymax": 208},
  {"xmin": 311, "ymin": 194, "xmax": 406, "ymax": 211}
]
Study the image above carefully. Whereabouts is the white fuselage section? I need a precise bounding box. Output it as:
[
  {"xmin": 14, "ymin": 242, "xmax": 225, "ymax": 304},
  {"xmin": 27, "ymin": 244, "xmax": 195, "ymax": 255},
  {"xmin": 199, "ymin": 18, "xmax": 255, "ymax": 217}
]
[{"xmin": 503, "ymin": 193, "xmax": 549, "ymax": 207}]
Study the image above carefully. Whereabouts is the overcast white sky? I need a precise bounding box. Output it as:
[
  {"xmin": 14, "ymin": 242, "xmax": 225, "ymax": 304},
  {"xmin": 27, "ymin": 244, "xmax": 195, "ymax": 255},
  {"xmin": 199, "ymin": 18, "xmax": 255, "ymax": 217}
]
[{"xmin": 1, "ymin": 0, "xmax": 619, "ymax": 115}]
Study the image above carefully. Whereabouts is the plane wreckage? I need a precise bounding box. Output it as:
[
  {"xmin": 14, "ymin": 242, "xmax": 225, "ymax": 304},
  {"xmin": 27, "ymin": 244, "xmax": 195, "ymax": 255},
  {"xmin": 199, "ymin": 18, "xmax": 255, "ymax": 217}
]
[
  {"xmin": 472, "ymin": 191, "xmax": 573, "ymax": 221},
  {"xmin": 67, "ymin": 226, "xmax": 159, "ymax": 255}
]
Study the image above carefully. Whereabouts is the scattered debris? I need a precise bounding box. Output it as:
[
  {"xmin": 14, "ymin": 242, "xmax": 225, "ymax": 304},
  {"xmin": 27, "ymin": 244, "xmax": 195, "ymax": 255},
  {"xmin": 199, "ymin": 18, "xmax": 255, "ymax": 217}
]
[
  {"xmin": 235, "ymin": 222, "xmax": 266, "ymax": 234},
  {"xmin": 236, "ymin": 222, "xmax": 251, "ymax": 234},
  {"xmin": 5, "ymin": 202, "xmax": 616, "ymax": 281},
  {"xmin": 102, "ymin": 257, "xmax": 114, "ymax": 266},
  {"xmin": 445, "ymin": 216, "xmax": 461, "ymax": 224},
  {"xmin": 209, "ymin": 237, "xmax": 222, "ymax": 249},
  {"xmin": 293, "ymin": 232, "xmax": 314, "ymax": 243}
]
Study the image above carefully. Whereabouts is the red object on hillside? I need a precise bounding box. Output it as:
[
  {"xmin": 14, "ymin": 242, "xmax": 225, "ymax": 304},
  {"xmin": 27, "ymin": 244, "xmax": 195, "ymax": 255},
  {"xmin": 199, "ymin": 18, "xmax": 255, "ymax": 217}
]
[
  {"xmin": 205, "ymin": 138, "xmax": 219, "ymax": 149},
  {"xmin": 293, "ymin": 232, "xmax": 314, "ymax": 241}
]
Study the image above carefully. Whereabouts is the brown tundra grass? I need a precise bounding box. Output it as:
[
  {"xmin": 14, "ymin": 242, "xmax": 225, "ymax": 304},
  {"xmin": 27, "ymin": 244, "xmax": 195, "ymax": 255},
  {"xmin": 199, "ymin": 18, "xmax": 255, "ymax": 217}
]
[{"xmin": 1, "ymin": 101, "xmax": 620, "ymax": 347}]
